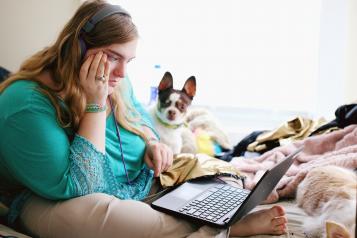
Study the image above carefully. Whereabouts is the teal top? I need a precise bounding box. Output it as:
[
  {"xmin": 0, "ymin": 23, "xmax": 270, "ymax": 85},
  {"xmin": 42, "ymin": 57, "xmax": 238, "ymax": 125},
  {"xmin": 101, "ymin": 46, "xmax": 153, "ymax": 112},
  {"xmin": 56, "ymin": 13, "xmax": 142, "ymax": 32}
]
[{"xmin": 0, "ymin": 78, "xmax": 157, "ymax": 224}]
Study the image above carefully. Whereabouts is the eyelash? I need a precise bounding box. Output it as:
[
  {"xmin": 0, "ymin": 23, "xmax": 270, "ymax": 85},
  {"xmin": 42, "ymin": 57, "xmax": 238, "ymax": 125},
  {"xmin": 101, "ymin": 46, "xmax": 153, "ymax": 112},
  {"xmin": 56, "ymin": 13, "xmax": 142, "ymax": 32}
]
[
  {"xmin": 107, "ymin": 55, "xmax": 119, "ymax": 62},
  {"xmin": 107, "ymin": 55, "xmax": 133, "ymax": 64}
]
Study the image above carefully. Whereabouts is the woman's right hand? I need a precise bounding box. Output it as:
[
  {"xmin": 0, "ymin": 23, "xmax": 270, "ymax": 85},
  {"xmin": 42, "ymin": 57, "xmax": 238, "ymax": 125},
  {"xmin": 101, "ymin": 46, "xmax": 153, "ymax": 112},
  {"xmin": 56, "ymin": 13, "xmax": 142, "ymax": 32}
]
[{"xmin": 79, "ymin": 51, "xmax": 110, "ymax": 106}]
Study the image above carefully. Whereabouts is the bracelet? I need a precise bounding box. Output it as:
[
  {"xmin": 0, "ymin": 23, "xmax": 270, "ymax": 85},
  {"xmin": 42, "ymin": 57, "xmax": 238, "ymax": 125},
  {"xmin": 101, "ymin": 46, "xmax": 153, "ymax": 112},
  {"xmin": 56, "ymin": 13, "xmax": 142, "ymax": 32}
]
[
  {"xmin": 147, "ymin": 137, "xmax": 160, "ymax": 144},
  {"xmin": 85, "ymin": 103, "xmax": 107, "ymax": 113}
]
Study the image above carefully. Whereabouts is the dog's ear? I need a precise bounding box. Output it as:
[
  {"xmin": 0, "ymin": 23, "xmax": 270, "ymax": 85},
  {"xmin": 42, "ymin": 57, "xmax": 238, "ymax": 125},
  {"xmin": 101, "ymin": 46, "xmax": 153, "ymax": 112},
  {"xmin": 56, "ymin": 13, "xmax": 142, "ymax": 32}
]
[
  {"xmin": 158, "ymin": 72, "xmax": 173, "ymax": 91},
  {"xmin": 326, "ymin": 221, "xmax": 351, "ymax": 238},
  {"xmin": 182, "ymin": 76, "xmax": 196, "ymax": 99}
]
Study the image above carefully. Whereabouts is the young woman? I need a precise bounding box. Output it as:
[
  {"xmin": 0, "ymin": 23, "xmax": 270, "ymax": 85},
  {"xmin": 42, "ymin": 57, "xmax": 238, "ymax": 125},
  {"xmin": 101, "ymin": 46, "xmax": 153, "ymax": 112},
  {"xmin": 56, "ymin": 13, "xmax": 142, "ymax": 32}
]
[{"xmin": 0, "ymin": 1, "xmax": 287, "ymax": 237}]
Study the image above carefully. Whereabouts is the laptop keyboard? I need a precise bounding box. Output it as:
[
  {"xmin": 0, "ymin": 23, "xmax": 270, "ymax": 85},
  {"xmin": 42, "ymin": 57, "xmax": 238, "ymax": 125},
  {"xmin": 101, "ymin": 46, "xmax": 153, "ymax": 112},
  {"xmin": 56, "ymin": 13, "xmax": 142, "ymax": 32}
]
[{"xmin": 178, "ymin": 184, "xmax": 250, "ymax": 222}]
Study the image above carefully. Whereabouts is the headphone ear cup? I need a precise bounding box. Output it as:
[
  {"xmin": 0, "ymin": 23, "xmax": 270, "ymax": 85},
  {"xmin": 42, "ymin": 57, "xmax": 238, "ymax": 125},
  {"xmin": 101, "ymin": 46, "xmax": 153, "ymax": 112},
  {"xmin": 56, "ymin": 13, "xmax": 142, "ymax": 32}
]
[{"xmin": 79, "ymin": 36, "xmax": 87, "ymax": 60}]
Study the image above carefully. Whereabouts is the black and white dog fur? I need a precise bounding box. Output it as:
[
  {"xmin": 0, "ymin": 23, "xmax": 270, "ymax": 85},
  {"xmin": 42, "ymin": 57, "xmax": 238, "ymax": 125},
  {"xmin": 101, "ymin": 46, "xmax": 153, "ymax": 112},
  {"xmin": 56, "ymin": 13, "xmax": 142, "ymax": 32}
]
[{"xmin": 150, "ymin": 72, "xmax": 196, "ymax": 154}]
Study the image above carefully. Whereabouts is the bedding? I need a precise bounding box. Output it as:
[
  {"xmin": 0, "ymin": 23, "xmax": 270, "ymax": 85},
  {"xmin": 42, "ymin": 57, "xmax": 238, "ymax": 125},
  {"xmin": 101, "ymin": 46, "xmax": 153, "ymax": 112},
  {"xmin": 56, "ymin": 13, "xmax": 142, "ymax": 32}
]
[
  {"xmin": 231, "ymin": 125, "xmax": 357, "ymax": 203},
  {"xmin": 0, "ymin": 224, "xmax": 31, "ymax": 238}
]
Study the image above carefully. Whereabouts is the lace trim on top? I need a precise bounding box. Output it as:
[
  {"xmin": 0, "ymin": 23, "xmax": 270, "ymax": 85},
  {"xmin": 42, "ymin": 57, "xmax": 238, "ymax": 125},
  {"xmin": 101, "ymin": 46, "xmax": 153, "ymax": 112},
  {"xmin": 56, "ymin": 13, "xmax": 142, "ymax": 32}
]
[
  {"xmin": 69, "ymin": 134, "xmax": 106, "ymax": 195},
  {"xmin": 70, "ymin": 134, "xmax": 153, "ymax": 200}
]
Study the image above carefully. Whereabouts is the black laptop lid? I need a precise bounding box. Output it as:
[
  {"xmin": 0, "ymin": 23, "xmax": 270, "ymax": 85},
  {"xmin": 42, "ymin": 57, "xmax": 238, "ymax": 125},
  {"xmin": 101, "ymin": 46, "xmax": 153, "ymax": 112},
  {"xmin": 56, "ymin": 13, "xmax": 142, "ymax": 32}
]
[{"xmin": 227, "ymin": 147, "xmax": 303, "ymax": 226}]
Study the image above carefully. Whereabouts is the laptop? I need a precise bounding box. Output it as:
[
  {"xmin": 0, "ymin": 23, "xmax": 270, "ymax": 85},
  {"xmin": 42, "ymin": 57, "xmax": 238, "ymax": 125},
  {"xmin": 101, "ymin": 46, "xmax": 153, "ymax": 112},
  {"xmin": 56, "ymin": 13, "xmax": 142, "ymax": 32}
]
[{"xmin": 151, "ymin": 147, "xmax": 303, "ymax": 228}]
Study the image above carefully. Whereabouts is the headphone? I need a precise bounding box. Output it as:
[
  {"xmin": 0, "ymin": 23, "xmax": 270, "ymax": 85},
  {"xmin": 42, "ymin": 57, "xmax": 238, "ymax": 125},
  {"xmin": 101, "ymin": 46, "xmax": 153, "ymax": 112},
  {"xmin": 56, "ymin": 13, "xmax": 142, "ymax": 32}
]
[{"xmin": 78, "ymin": 4, "xmax": 131, "ymax": 59}]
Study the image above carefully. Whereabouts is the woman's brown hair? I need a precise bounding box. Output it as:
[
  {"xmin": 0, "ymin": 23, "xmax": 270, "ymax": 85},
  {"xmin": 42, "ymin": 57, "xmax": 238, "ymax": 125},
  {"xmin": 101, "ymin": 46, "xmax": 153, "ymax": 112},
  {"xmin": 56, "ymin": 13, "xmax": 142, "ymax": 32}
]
[{"xmin": 0, "ymin": 0, "xmax": 148, "ymax": 141}]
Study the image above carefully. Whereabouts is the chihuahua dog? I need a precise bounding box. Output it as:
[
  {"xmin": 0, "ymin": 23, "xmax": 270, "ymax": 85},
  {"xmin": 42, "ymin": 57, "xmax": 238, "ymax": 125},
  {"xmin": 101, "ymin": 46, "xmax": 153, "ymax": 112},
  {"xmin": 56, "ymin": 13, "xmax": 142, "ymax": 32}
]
[{"xmin": 150, "ymin": 71, "xmax": 196, "ymax": 154}]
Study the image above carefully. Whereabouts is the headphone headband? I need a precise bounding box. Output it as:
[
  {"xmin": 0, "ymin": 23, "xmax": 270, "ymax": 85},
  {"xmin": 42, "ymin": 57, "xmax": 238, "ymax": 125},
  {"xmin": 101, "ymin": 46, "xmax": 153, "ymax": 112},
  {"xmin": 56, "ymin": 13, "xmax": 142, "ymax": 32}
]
[{"xmin": 82, "ymin": 4, "xmax": 130, "ymax": 33}]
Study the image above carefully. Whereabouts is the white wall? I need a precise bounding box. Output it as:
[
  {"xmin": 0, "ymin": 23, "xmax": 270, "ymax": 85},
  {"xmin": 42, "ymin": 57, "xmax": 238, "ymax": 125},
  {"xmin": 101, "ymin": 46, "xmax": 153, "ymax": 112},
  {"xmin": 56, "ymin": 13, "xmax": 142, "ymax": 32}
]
[
  {"xmin": 347, "ymin": 0, "xmax": 357, "ymax": 103},
  {"xmin": 315, "ymin": 0, "xmax": 356, "ymax": 119},
  {"xmin": 315, "ymin": 0, "xmax": 347, "ymax": 119},
  {"xmin": 115, "ymin": 0, "xmax": 323, "ymax": 116},
  {"xmin": 0, "ymin": 0, "xmax": 354, "ymax": 124},
  {"xmin": 113, "ymin": 0, "xmax": 356, "ymax": 122},
  {"xmin": 0, "ymin": 0, "xmax": 80, "ymax": 72}
]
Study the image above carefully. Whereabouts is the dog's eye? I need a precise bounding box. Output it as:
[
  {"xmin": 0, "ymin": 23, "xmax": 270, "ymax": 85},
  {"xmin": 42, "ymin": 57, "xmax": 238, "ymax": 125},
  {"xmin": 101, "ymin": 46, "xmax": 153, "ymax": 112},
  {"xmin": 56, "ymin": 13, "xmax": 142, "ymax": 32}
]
[
  {"xmin": 165, "ymin": 100, "xmax": 171, "ymax": 105},
  {"xmin": 176, "ymin": 102, "xmax": 186, "ymax": 111}
]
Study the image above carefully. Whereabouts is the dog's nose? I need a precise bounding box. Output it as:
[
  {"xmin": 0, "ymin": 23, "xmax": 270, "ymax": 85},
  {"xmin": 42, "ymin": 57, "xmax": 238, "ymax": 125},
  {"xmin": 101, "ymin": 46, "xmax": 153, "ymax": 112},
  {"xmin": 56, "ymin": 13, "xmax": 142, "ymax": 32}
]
[
  {"xmin": 167, "ymin": 110, "xmax": 176, "ymax": 120},
  {"xmin": 168, "ymin": 110, "xmax": 176, "ymax": 117}
]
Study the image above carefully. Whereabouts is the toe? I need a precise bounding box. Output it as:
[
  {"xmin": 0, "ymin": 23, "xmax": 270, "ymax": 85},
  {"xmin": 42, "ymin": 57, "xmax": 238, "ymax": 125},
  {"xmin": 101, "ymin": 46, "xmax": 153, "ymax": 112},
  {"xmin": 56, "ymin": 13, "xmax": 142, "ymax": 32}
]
[
  {"xmin": 273, "ymin": 224, "xmax": 287, "ymax": 234},
  {"xmin": 271, "ymin": 205, "xmax": 286, "ymax": 217},
  {"xmin": 272, "ymin": 216, "xmax": 288, "ymax": 226}
]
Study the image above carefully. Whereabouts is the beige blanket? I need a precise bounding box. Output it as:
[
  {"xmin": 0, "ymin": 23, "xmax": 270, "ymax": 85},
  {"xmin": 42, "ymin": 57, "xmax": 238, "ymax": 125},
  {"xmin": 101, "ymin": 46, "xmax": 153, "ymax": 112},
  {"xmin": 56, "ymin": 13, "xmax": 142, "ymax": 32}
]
[{"xmin": 231, "ymin": 125, "xmax": 357, "ymax": 203}]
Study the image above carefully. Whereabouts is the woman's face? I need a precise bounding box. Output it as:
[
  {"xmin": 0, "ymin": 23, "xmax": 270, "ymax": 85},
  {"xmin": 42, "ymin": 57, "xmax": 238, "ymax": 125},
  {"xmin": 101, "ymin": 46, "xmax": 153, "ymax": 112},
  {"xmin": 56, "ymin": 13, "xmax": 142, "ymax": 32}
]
[{"xmin": 85, "ymin": 39, "xmax": 137, "ymax": 94}]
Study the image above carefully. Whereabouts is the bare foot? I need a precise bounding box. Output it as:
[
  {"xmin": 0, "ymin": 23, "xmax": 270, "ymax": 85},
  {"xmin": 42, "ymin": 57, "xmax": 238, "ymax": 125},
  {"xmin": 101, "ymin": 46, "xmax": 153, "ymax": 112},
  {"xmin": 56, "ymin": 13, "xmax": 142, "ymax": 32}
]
[{"xmin": 230, "ymin": 205, "xmax": 287, "ymax": 237}]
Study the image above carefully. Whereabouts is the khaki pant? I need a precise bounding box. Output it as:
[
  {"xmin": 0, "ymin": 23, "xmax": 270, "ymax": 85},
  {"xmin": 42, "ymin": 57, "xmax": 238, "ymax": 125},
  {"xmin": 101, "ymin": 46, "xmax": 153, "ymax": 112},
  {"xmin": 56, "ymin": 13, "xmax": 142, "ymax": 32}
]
[{"xmin": 19, "ymin": 180, "xmax": 231, "ymax": 238}]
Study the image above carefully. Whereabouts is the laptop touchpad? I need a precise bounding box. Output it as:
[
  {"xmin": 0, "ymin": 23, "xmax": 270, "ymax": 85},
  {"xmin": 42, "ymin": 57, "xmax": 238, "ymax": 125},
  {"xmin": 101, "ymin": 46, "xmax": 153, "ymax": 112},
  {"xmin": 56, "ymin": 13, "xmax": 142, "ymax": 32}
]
[
  {"xmin": 154, "ymin": 182, "xmax": 210, "ymax": 210},
  {"xmin": 173, "ymin": 183, "xmax": 204, "ymax": 200}
]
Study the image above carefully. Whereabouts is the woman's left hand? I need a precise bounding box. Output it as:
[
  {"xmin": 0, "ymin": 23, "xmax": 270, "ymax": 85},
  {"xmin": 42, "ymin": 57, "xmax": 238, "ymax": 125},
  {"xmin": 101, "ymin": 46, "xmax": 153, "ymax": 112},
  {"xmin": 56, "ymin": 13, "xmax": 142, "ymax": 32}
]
[{"xmin": 144, "ymin": 140, "xmax": 174, "ymax": 177}]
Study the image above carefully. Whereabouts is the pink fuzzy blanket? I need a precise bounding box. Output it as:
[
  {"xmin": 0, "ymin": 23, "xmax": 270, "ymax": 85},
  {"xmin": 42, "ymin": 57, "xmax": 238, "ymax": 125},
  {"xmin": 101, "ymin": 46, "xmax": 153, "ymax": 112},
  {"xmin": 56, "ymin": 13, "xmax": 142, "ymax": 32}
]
[{"xmin": 231, "ymin": 125, "xmax": 357, "ymax": 203}]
